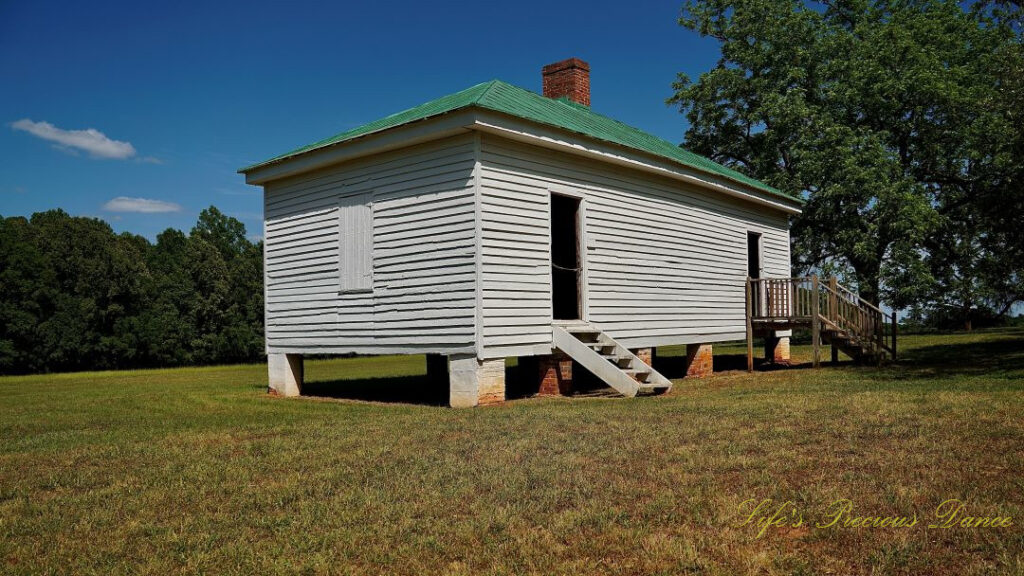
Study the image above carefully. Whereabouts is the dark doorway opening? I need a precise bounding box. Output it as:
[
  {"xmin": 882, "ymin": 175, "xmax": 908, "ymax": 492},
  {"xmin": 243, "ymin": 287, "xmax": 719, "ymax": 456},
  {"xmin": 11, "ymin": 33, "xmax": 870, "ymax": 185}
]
[
  {"xmin": 551, "ymin": 194, "xmax": 581, "ymax": 320},
  {"xmin": 747, "ymin": 232, "xmax": 762, "ymax": 279}
]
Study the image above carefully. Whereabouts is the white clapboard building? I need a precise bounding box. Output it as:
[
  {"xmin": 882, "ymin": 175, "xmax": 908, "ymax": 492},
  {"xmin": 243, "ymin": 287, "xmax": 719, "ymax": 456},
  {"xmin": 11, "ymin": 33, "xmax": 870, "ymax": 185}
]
[{"xmin": 240, "ymin": 58, "xmax": 803, "ymax": 407}]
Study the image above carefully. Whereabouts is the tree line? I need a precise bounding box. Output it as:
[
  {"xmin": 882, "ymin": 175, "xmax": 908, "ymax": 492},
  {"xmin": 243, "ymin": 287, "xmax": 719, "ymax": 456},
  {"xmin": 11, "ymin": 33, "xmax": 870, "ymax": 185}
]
[
  {"xmin": 0, "ymin": 207, "xmax": 264, "ymax": 374},
  {"xmin": 671, "ymin": 0, "xmax": 1023, "ymax": 329}
]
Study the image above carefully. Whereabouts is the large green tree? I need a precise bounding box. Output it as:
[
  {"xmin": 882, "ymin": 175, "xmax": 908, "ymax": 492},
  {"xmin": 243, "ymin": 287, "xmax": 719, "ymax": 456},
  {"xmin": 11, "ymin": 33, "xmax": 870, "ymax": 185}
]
[
  {"xmin": 190, "ymin": 207, "xmax": 265, "ymax": 363},
  {"xmin": 920, "ymin": 4, "xmax": 1024, "ymax": 327},
  {"xmin": 670, "ymin": 0, "xmax": 1022, "ymax": 311}
]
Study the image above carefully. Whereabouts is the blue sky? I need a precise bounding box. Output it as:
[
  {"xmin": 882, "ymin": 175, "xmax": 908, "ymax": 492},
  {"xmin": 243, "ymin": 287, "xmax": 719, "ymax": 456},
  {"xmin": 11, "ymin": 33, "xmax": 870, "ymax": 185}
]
[{"xmin": 0, "ymin": 0, "xmax": 720, "ymax": 240}]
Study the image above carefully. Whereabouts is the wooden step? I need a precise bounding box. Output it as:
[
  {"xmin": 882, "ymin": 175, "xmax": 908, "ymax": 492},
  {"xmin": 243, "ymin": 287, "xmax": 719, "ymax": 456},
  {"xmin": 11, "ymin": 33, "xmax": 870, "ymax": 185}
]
[
  {"xmin": 622, "ymin": 368, "xmax": 651, "ymax": 377},
  {"xmin": 638, "ymin": 383, "xmax": 671, "ymax": 395},
  {"xmin": 599, "ymin": 355, "xmax": 633, "ymax": 368},
  {"xmin": 552, "ymin": 323, "xmax": 673, "ymax": 397},
  {"xmin": 624, "ymin": 370, "xmax": 651, "ymax": 384},
  {"xmin": 563, "ymin": 324, "xmax": 601, "ymax": 335}
]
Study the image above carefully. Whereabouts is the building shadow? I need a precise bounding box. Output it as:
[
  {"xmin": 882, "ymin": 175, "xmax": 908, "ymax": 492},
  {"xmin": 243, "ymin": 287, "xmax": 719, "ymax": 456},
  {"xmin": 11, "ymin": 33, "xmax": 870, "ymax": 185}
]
[
  {"xmin": 301, "ymin": 374, "xmax": 449, "ymax": 406},
  {"xmin": 297, "ymin": 327, "xmax": 1024, "ymax": 405},
  {"xmin": 876, "ymin": 328, "xmax": 1024, "ymax": 380},
  {"xmin": 652, "ymin": 352, "xmax": 825, "ymax": 378},
  {"xmin": 301, "ymin": 358, "xmax": 543, "ymax": 406},
  {"xmin": 505, "ymin": 360, "xmax": 540, "ymax": 400}
]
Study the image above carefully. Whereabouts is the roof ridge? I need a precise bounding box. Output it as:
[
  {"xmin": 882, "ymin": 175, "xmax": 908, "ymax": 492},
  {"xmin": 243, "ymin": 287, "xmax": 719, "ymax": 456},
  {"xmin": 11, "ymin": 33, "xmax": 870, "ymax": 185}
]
[
  {"xmin": 479, "ymin": 82, "xmax": 680, "ymax": 154},
  {"xmin": 506, "ymin": 84, "xmax": 713, "ymax": 162},
  {"xmin": 473, "ymin": 79, "xmax": 502, "ymax": 104},
  {"xmin": 359, "ymin": 79, "xmax": 492, "ymax": 127}
]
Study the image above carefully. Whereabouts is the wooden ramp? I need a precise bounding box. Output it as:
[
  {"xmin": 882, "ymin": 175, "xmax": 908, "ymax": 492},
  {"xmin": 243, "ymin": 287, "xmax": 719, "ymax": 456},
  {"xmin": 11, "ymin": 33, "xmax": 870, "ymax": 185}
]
[
  {"xmin": 746, "ymin": 275, "xmax": 898, "ymax": 369},
  {"xmin": 552, "ymin": 321, "xmax": 673, "ymax": 397}
]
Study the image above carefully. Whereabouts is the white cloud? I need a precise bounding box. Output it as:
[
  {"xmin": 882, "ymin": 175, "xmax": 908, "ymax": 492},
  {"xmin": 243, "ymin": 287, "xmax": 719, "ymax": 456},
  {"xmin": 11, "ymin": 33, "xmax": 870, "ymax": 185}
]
[
  {"xmin": 230, "ymin": 211, "xmax": 263, "ymax": 221},
  {"xmin": 103, "ymin": 196, "xmax": 181, "ymax": 213},
  {"xmin": 215, "ymin": 187, "xmax": 254, "ymax": 196},
  {"xmin": 12, "ymin": 118, "xmax": 137, "ymax": 160}
]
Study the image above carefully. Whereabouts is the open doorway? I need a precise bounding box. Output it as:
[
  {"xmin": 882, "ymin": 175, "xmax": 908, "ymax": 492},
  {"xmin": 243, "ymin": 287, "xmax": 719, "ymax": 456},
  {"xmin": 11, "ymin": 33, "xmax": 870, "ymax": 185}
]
[
  {"xmin": 747, "ymin": 231, "xmax": 762, "ymax": 279},
  {"xmin": 551, "ymin": 194, "xmax": 582, "ymax": 320},
  {"xmin": 747, "ymin": 231, "xmax": 763, "ymax": 317}
]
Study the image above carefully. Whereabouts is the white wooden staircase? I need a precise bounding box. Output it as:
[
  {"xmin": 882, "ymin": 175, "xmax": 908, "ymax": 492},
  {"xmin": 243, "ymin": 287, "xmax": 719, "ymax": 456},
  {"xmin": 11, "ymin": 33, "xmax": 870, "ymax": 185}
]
[{"xmin": 552, "ymin": 321, "xmax": 673, "ymax": 397}]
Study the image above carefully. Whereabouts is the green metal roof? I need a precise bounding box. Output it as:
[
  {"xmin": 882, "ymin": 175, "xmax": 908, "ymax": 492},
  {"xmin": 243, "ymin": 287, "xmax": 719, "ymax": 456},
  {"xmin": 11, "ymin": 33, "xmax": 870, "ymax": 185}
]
[{"xmin": 242, "ymin": 80, "xmax": 801, "ymax": 204}]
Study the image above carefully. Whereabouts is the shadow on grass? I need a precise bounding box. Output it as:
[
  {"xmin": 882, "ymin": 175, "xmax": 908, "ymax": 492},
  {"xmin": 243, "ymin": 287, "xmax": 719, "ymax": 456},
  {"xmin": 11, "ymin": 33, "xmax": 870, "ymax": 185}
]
[
  {"xmin": 301, "ymin": 361, "xmax": 543, "ymax": 406},
  {"xmin": 653, "ymin": 352, "xmax": 826, "ymax": 378},
  {"xmin": 886, "ymin": 328, "xmax": 1024, "ymax": 380},
  {"xmin": 297, "ymin": 329, "xmax": 1024, "ymax": 403},
  {"xmin": 302, "ymin": 375, "xmax": 449, "ymax": 406}
]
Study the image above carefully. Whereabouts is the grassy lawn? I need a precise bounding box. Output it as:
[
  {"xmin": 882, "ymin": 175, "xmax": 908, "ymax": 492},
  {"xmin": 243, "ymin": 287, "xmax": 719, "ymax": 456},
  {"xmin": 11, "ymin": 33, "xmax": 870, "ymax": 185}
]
[{"xmin": 1, "ymin": 330, "xmax": 1022, "ymax": 575}]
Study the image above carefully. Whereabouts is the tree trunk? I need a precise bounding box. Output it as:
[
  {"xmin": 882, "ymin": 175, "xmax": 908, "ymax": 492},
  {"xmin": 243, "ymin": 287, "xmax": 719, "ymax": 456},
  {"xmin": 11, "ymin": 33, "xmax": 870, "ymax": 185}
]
[
  {"xmin": 852, "ymin": 264, "xmax": 881, "ymax": 307},
  {"xmin": 995, "ymin": 298, "xmax": 1019, "ymax": 318}
]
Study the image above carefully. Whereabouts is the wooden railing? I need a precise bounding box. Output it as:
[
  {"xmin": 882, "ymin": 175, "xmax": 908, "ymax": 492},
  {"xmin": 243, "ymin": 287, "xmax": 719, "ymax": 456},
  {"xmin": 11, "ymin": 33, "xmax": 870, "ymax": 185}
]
[
  {"xmin": 747, "ymin": 276, "xmax": 818, "ymax": 320},
  {"xmin": 746, "ymin": 275, "xmax": 897, "ymax": 365}
]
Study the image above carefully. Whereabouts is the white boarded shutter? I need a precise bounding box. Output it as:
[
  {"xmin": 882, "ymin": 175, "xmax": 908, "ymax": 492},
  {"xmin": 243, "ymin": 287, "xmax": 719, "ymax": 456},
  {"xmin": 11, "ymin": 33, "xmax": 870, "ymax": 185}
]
[{"xmin": 338, "ymin": 192, "xmax": 373, "ymax": 292}]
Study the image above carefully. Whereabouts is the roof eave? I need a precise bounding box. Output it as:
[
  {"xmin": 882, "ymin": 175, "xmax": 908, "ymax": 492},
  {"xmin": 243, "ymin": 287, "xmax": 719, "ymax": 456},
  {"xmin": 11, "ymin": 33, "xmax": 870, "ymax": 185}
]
[
  {"xmin": 239, "ymin": 109, "xmax": 480, "ymax": 186},
  {"xmin": 470, "ymin": 110, "xmax": 803, "ymax": 215},
  {"xmin": 239, "ymin": 81, "xmax": 500, "ymax": 176}
]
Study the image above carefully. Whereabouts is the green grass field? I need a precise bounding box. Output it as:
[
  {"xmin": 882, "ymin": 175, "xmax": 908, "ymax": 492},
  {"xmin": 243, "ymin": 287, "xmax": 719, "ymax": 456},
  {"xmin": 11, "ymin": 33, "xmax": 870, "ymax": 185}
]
[{"xmin": 1, "ymin": 330, "xmax": 1022, "ymax": 575}]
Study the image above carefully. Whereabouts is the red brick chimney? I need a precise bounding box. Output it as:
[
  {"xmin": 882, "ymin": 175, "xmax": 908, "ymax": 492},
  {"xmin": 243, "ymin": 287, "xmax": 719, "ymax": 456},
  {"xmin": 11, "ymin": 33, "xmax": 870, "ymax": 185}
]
[{"xmin": 542, "ymin": 58, "xmax": 590, "ymax": 106}]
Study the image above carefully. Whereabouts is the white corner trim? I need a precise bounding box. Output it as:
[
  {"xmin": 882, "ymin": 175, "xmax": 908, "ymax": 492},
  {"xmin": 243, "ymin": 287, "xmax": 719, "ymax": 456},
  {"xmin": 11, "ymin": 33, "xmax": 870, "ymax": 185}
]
[{"xmin": 471, "ymin": 132, "xmax": 484, "ymax": 359}]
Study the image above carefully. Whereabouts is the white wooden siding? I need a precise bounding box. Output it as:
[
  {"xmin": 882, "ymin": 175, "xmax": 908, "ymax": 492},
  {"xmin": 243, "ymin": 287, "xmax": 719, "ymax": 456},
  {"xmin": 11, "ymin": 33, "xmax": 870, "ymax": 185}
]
[
  {"xmin": 262, "ymin": 128, "xmax": 792, "ymax": 359},
  {"xmin": 337, "ymin": 192, "xmax": 373, "ymax": 292},
  {"xmin": 478, "ymin": 134, "xmax": 791, "ymax": 358},
  {"xmin": 263, "ymin": 134, "xmax": 477, "ymax": 355}
]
